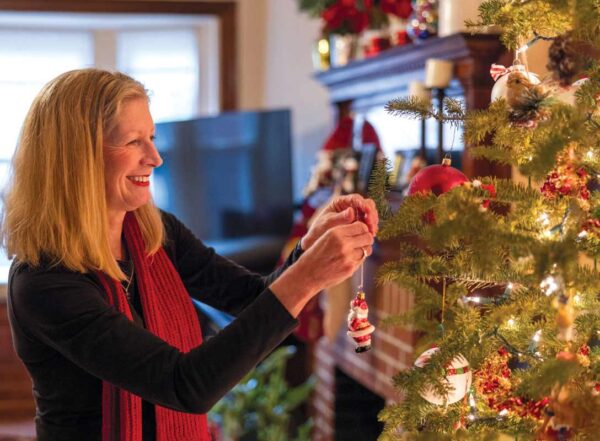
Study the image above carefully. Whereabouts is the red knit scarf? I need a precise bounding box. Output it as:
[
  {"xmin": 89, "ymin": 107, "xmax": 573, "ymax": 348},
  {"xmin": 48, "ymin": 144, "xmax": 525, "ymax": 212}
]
[{"xmin": 95, "ymin": 212, "xmax": 210, "ymax": 441}]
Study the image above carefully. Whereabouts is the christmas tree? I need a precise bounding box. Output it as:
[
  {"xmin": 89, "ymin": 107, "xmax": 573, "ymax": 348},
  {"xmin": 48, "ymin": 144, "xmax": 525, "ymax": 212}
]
[{"xmin": 370, "ymin": 1, "xmax": 600, "ymax": 439}]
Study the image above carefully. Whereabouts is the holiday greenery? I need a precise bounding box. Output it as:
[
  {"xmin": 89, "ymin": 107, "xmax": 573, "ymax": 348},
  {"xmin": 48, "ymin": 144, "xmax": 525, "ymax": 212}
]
[
  {"xmin": 209, "ymin": 346, "xmax": 314, "ymax": 441},
  {"xmin": 370, "ymin": 1, "xmax": 600, "ymax": 439}
]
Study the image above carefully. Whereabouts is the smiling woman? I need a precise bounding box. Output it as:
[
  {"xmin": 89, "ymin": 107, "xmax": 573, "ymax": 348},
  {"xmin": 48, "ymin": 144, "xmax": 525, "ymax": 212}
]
[{"xmin": 0, "ymin": 69, "xmax": 378, "ymax": 441}]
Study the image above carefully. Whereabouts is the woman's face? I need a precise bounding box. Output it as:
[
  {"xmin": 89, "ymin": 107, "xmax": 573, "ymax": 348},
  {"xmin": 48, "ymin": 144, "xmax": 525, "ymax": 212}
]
[{"xmin": 103, "ymin": 97, "xmax": 162, "ymax": 217}]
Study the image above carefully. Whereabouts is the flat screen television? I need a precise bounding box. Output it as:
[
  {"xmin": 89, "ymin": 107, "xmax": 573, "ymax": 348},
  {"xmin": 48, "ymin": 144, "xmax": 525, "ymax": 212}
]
[{"xmin": 152, "ymin": 109, "xmax": 293, "ymax": 273}]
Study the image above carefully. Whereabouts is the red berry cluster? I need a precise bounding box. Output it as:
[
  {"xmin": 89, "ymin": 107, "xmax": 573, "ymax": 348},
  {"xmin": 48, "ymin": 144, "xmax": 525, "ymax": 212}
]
[
  {"xmin": 582, "ymin": 217, "xmax": 600, "ymax": 233},
  {"xmin": 475, "ymin": 348, "xmax": 549, "ymax": 420},
  {"xmin": 541, "ymin": 166, "xmax": 590, "ymax": 201}
]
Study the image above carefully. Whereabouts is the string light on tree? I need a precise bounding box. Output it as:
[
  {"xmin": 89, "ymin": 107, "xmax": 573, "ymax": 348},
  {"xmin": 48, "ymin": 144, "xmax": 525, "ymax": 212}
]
[{"xmin": 540, "ymin": 273, "xmax": 565, "ymax": 297}]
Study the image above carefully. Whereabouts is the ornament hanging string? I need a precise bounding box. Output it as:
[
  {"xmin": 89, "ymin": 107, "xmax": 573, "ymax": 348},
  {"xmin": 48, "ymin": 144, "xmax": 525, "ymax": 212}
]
[
  {"xmin": 346, "ymin": 208, "xmax": 375, "ymax": 353},
  {"xmin": 359, "ymin": 254, "xmax": 364, "ymax": 291},
  {"xmin": 515, "ymin": 36, "xmax": 531, "ymax": 75},
  {"xmin": 439, "ymin": 277, "xmax": 446, "ymax": 337}
]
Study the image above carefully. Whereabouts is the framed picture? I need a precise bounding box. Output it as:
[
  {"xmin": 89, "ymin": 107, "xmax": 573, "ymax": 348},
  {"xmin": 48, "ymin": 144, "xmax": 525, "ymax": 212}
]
[
  {"xmin": 356, "ymin": 143, "xmax": 377, "ymax": 195},
  {"xmin": 390, "ymin": 150, "xmax": 406, "ymax": 189}
]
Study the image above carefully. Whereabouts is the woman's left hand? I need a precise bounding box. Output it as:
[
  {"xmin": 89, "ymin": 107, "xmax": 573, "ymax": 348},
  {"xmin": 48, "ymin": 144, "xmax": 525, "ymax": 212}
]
[{"xmin": 300, "ymin": 194, "xmax": 379, "ymax": 254}]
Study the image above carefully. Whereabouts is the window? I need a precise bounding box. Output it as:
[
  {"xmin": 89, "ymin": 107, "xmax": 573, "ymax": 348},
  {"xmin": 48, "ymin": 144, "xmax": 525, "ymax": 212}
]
[
  {"xmin": 116, "ymin": 29, "xmax": 201, "ymax": 123},
  {"xmin": 0, "ymin": 30, "xmax": 93, "ymax": 281}
]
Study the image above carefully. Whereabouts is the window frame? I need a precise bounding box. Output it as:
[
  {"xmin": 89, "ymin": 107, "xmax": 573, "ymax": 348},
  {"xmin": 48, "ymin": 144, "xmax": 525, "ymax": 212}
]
[{"xmin": 0, "ymin": 0, "xmax": 237, "ymax": 111}]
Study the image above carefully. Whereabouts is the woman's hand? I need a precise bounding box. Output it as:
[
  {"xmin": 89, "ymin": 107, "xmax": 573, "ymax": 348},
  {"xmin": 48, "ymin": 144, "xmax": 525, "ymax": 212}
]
[
  {"xmin": 300, "ymin": 194, "xmax": 379, "ymax": 253},
  {"xmin": 270, "ymin": 220, "xmax": 375, "ymax": 317}
]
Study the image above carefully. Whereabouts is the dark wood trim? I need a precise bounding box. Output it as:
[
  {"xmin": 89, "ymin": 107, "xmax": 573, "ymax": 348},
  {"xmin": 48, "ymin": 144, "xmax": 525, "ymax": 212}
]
[{"xmin": 0, "ymin": 0, "xmax": 237, "ymax": 110}]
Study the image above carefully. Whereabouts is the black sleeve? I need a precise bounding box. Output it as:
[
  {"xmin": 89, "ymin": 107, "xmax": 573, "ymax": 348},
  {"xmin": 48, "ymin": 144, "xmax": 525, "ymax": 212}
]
[
  {"xmin": 9, "ymin": 268, "xmax": 298, "ymax": 414},
  {"xmin": 161, "ymin": 211, "xmax": 303, "ymax": 316}
]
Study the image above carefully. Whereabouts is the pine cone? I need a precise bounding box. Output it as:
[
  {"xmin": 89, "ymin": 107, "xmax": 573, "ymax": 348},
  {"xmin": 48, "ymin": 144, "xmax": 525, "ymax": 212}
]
[{"xmin": 547, "ymin": 32, "xmax": 582, "ymax": 86}]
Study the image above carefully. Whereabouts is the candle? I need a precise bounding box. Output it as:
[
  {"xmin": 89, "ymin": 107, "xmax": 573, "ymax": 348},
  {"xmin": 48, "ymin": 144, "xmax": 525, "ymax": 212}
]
[
  {"xmin": 438, "ymin": 0, "xmax": 487, "ymax": 37},
  {"xmin": 408, "ymin": 81, "xmax": 431, "ymax": 102},
  {"xmin": 424, "ymin": 58, "xmax": 454, "ymax": 89}
]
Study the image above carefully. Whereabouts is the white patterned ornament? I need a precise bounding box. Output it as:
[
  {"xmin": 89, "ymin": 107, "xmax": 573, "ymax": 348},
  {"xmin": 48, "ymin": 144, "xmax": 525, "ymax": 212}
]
[
  {"xmin": 414, "ymin": 347, "xmax": 472, "ymax": 405},
  {"xmin": 490, "ymin": 64, "xmax": 540, "ymax": 103}
]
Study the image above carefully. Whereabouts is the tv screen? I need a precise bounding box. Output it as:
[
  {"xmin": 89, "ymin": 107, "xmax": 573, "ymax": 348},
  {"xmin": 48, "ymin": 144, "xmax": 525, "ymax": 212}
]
[{"xmin": 152, "ymin": 109, "xmax": 293, "ymax": 271}]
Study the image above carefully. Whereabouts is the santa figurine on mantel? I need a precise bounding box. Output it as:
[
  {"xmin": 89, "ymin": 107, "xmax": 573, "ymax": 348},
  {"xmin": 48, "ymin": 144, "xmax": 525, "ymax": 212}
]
[{"xmin": 347, "ymin": 291, "xmax": 375, "ymax": 353}]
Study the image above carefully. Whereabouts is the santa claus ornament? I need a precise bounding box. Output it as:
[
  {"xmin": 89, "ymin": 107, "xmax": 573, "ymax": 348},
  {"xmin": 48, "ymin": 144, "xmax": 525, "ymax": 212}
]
[
  {"xmin": 414, "ymin": 347, "xmax": 472, "ymax": 405},
  {"xmin": 347, "ymin": 290, "xmax": 375, "ymax": 353}
]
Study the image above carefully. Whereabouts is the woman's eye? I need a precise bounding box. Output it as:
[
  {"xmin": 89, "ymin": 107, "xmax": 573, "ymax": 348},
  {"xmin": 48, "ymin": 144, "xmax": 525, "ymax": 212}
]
[{"xmin": 127, "ymin": 139, "xmax": 141, "ymax": 146}]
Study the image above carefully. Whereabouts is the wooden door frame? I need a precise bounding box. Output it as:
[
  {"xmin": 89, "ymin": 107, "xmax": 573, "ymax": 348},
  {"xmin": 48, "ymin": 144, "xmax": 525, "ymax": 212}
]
[{"xmin": 0, "ymin": 0, "xmax": 237, "ymax": 110}]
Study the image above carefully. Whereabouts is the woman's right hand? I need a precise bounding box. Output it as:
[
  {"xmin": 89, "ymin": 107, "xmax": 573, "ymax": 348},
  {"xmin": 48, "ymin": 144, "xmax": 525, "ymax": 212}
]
[{"xmin": 269, "ymin": 220, "xmax": 374, "ymax": 317}]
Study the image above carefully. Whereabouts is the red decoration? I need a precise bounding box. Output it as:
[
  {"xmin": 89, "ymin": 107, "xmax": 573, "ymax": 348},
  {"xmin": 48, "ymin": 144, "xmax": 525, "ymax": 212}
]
[
  {"xmin": 323, "ymin": 116, "xmax": 382, "ymax": 152},
  {"xmin": 379, "ymin": 0, "xmax": 413, "ymax": 18},
  {"xmin": 364, "ymin": 36, "xmax": 391, "ymax": 57},
  {"xmin": 394, "ymin": 30, "xmax": 409, "ymax": 46},
  {"xmin": 541, "ymin": 147, "xmax": 590, "ymax": 207},
  {"xmin": 472, "ymin": 179, "xmax": 497, "ymax": 210},
  {"xmin": 322, "ymin": 1, "xmax": 370, "ymax": 34},
  {"xmin": 407, "ymin": 158, "xmax": 468, "ymax": 196},
  {"xmin": 474, "ymin": 348, "xmax": 549, "ymax": 420},
  {"xmin": 347, "ymin": 290, "xmax": 375, "ymax": 352}
]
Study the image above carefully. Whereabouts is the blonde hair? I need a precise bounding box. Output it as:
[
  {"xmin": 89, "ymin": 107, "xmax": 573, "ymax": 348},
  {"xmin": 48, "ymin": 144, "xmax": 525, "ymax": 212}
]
[{"xmin": 1, "ymin": 68, "xmax": 164, "ymax": 281}]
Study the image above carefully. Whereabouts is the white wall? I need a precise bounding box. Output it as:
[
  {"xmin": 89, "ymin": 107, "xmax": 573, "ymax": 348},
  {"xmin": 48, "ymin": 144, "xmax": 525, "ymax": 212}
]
[
  {"xmin": 261, "ymin": 0, "xmax": 332, "ymax": 200},
  {"xmin": 231, "ymin": 0, "xmax": 332, "ymax": 200}
]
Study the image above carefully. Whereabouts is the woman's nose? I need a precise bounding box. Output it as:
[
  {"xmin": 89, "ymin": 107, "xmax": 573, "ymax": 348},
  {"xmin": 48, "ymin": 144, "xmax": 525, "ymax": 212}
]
[{"xmin": 145, "ymin": 141, "xmax": 163, "ymax": 168}]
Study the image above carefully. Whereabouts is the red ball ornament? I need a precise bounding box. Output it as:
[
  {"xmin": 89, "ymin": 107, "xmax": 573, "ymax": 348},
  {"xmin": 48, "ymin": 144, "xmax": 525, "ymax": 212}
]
[{"xmin": 407, "ymin": 158, "xmax": 468, "ymax": 196}]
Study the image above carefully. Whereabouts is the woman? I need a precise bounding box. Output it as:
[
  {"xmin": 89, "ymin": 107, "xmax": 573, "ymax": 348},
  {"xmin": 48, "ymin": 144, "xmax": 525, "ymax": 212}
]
[{"xmin": 1, "ymin": 69, "xmax": 378, "ymax": 441}]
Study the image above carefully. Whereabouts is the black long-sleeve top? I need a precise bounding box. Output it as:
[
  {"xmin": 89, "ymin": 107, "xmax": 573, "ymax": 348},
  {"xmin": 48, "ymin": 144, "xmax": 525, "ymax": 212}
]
[{"xmin": 7, "ymin": 211, "xmax": 301, "ymax": 440}]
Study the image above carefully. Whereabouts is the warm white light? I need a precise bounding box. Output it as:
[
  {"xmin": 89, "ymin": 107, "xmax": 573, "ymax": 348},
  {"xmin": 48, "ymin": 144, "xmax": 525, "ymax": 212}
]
[
  {"xmin": 507, "ymin": 318, "xmax": 516, "ymax": 328},
  {"xmin": 498, "ymin": 409, "xmax": 509, "ymax": 417},
  {"xmin": 507, "ymin": 282, "xmax": 514, "ymax": 290},
  {"xmin": 538, "ymin": 213, "xmax": 550, "ymax": 226},
  {"xmin": 587, "ymin": 150, "xmax": 594, "ymax": 159},
  {"xmin": 318, "ymin": 39, "xmax": 329, "ymax": 54},
  {"xmin": 573, "ymin": 294, "xmax": 581, "ymax": 304},
  {"xmin": 533, "ymin": 330, "xmax": 542, "ymax": 342},
  {"xmin": 540, "ymin": 275, "xmax": 559, "ymax": 296},
  {"xmin": 578, "ymin": 230, "xmax": 589, "ymax": 239},
  {"xmin": 471, "ymin": 296, "xmax": 481, "ymax": 304}
]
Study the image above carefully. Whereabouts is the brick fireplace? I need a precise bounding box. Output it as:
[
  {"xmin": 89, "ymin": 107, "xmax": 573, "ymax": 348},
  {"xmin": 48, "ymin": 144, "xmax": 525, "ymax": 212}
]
[{"xmin": 311, "ymin": 240, "xmax": 416, "ymax": 440}]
